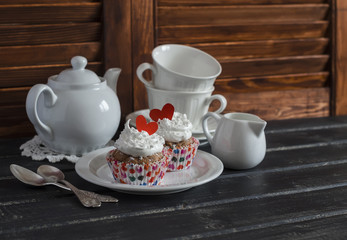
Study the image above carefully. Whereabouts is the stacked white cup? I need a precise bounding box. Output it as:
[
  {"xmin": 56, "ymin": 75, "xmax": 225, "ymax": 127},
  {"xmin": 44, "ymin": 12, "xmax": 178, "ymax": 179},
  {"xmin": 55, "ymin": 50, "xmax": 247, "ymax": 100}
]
[{"xmin": 136, "ymin": 44, "xmax": 227, "ymax": 132}]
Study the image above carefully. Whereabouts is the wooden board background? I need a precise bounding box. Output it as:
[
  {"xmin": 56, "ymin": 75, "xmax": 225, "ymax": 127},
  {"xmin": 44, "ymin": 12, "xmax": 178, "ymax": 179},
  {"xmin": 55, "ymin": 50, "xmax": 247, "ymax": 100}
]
[
  {"xmin": 4, "ymin": 0, "xmax": 347, "ymax": 138},
  {"xmin": 0, "ymin": 1, "xmax": 103, "ymax": 138},
  {"xmin": 133, "ymin": 0, "xmax": 332, "ymax": 122}
]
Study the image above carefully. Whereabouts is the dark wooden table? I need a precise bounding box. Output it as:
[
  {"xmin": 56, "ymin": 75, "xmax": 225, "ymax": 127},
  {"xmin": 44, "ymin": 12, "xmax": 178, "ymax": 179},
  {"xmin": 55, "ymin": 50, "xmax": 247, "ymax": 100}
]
[{"xmin": 2, "ymin": 116, "xmax": 347, "ymax": 239}]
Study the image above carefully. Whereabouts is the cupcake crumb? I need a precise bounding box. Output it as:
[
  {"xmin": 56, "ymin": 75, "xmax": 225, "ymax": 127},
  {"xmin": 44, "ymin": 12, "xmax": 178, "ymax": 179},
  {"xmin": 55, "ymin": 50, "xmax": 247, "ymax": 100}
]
[
  {"xmin": 165, "ymin": 137, "xmax": 194, "ymax": 148},
  {"xmin": 109, "ymin": 149, "xmax": 163, "ymax": 164}
]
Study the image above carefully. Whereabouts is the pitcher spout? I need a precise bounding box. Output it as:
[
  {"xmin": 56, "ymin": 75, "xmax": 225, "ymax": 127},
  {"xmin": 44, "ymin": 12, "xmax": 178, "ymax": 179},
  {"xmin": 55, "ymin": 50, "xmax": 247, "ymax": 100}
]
[
  {"xmin": 104, "ymin": 68, "xmax": 121, "ymax": 95},
  {"xmin": 248, "ymin": 120, "xmax": 267, "ymax": 137}
]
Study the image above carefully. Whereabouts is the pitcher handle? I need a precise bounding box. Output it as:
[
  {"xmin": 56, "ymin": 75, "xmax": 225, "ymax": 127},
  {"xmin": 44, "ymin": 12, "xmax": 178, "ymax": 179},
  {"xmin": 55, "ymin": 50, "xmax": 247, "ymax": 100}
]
[
  {"xmin": 136, "ymin": 63, "xmax": 156, "ymax": 88},
  {"xmin": 26, "ymin": 84, "xmax": 57, "ymax": 140},
  {"xmin": 202, "ymin": 112, "xmax": 221, "ymax": 144}
]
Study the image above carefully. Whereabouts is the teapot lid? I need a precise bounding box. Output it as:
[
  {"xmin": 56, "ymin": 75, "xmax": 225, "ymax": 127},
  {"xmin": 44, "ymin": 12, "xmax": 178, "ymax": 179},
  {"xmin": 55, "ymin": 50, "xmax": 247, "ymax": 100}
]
[{"xmin": 55, "ymin": 56, "xmax": 100, "ymax": 84}]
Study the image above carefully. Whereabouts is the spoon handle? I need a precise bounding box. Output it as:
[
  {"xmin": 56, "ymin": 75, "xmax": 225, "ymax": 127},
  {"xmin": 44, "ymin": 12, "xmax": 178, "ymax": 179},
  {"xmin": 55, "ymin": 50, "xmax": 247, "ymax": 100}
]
[
  {"xmin": 60, "ymin": 179, "xmax": 101, "ymax": 208},
  {"xmin": 52, "ymin": 182, "xmax": 118, "ymax": 202},
  {"xmin": 50, "ymin": 182, "xmax": 71, "ymax": 191},
  {"xmin": 79, "ymin": 190, "xmax": 119, "ymax": 203}
]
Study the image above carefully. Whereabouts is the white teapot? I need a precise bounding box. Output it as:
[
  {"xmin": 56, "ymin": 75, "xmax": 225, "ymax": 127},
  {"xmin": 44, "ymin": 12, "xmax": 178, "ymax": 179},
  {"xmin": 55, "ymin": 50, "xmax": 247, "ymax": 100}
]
[{"xmin": 26, "ymin": 56, "xmax": 121, "ymax": 155}]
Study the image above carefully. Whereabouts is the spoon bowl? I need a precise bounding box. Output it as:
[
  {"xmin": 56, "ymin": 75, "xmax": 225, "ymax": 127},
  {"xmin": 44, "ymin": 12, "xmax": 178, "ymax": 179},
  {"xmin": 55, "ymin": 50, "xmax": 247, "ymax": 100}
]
[
  {"xmin": 37, "ymin": 165, "xmax": 65, "ymax": 183},
  {"xmin": 10, "ymin": 164, "xmax": 68, "ymax": 189},
  {"xmin": 10, "ymin": 164, "xmax": 100, "ymax": 207},
  {"xmin": 37, "ymin": 165, "xmax": 118, "ymax": 203}
]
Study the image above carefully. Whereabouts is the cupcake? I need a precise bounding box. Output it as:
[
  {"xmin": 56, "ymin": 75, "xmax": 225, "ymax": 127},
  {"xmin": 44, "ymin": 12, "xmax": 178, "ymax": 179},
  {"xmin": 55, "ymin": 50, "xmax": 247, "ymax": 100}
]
[
  {"xmin": 150, "ymin": 104, "xmax": 199, "ymax": 171},
  {"xmin": 106, "ymin": 116, "xmax": 169, "ymax": 185}
]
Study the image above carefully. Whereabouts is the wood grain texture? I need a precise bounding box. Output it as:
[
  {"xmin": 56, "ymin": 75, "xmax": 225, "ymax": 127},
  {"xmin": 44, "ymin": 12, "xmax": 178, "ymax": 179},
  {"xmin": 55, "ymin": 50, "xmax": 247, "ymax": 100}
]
[
  {"xmin": 190, "ymin": 38, "xmax": 329, "ymax": 60},
  {"xmin": 0, "ymin": 42, "xmax": 101, "ymax": 67},
  {"xmin": 0, "ymin": 0, "xmax": 96, "ymax": 4},
  {"xmin": 0, "ymin": 0, "xmax": 104, "ymax": 138},
  {"xmin": 0, "ymin": 116, "xmax": 34, "ymax": 138},
  {"xmin": 219, "ymin": 55, "xmax": 329, "ymax": 78},
  {"xmin": 215, "ymin": 72, "xmax": 329, "ymax": 93},
  {"xmin": 158, "ymin": 0, "xmax": 328, "ymax": 6},
  {"xmin": 212, "ymin": 88, "xmax": 330, "ymax": 120},
  {"xmin": 157, "ymin": 21, "xmax": 328, "ymax": 44},
  {"xmin": 3, "ymin": 116, "xmax": 347, "ymax": 238},
  {"xmin": 0, "ymin": 3, "xmax": 101, "ymax": 24},
  {"xmin": 132, "ymin": 0, "xmax": 154, "ymax": 111},
  {"xmin": 132, "ymin": 0, "xmax": 333, "ymax": 121},
  {"xmin": 2, "ymin": 186, "xmax": 347, "ymax": 239},
  {"xmin": 0, "ymin": 23, "xmax": 101, "ymax": 46},
  {"xmin": 103, "ymin": 0, "xmax": 133, "ymax": 121},
  {"xmin": 335, "ymin": 0, "xmax": 347, "ymax": 115},
  {"xmin": 0, "ymin": 87, "xmax": 28, "ymax": 106},
  {"xmin": 329, "ymin": 0, "xmax": 337, "ymax": 115},
  {"xmin": 0, "ymin": 88, "xmax": 33, "ymax": 137},
  {"xmin": 157, "ymin": 5, "xmax": 329, "ymax": 26},
  {"xmin": 0, "ymin": 63, "xmax": 102, "ymax": 88},
  {"xmin": 2, "ymin": 116, "xmax": 347, "ymax": 238}
]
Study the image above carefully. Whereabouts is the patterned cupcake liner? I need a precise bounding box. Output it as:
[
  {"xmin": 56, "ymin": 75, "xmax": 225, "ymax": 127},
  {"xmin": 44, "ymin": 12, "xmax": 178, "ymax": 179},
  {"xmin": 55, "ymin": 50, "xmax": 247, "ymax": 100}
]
[
  {"xmin": 164, "ymin": 137, "xmax": 199, "ymax": 172},
  {"xmin": 106, "ymin": 149, "xmax": 170, "ymax": 186}
]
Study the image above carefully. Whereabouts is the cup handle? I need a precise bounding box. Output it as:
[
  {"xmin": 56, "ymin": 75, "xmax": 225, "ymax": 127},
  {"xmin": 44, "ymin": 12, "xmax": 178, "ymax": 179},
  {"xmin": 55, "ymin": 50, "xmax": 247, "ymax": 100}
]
[
  {"xmin": 26, "ymin": 84, "xmax": 57, "ymax": 140},
  {"xmin": 206, "ymin": 94, "xmax": 227, "ymax": 114},
  {"xmin": 136, "ymin": 63, "xmax": 157, "ymax": 88},
  {"xmin": 202, "ymin": 112, "xmax": 221, "ymax": 144}
]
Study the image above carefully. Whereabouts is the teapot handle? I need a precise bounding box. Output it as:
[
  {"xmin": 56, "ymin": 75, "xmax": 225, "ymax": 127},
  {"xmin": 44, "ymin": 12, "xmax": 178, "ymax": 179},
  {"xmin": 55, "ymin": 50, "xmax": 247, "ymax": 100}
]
[
  {"xmin": 202, "ymin": 112, "xmax": 221, "ymax": 145},
  {"xmin": 26, "ymin": 84, "xmax": 57, "ymax": 140}
]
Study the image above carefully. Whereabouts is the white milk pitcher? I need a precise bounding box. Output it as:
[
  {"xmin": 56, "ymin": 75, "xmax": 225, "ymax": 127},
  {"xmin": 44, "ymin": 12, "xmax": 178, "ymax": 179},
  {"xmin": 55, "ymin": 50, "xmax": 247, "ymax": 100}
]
[{"xmin": 202, "ymin": 112, "xmax": 267, "ymax": 169}]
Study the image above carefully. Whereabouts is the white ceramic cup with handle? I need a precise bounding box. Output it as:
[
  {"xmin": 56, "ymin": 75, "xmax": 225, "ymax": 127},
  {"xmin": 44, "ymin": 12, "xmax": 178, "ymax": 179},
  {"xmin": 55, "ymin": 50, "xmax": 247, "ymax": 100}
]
[
  {"xmin": 145, "ymin": 84, "xmax": 227, "ymax": 131},
  {"xmin": 137, "ymin": 44, "xmax": 222, "ymax": 91}
]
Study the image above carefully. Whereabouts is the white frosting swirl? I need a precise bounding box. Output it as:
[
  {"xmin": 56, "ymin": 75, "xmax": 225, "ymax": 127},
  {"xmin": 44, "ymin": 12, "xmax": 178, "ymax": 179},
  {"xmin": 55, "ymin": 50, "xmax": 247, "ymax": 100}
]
[
  {"xmin": 115, "ymin": 120, "xmax": 164, "ymax": 157},
  {"xmin": 157, "ymin": 112, "xmax": 192, "ymax": 142}
]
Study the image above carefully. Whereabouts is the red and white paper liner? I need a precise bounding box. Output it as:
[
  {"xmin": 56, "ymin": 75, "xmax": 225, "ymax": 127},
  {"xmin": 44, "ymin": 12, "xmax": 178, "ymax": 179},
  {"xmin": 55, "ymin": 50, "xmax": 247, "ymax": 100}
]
[
  {"xmin": 106, "ymin": 149, "xmax": 170, "ymax": 186},
  {"xmin": 164, "ymin": 137, "xmax": 199, "ymax": 172}
]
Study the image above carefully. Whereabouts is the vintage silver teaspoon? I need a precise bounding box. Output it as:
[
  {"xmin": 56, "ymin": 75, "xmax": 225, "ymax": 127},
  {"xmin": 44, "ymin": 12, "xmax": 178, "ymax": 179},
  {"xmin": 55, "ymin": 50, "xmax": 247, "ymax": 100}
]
[
  {"xmin": 37, "ymin": 165, "xmax": 118, "ymax": 203},
  {"xmin": 10, "ymin": 164, "xmax": 101, "ymax": 208}
]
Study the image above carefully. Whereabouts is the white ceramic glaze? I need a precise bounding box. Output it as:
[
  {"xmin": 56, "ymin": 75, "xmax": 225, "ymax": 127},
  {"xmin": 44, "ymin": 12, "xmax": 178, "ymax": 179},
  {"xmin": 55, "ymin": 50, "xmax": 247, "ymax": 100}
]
[
  {"xmin": 26, "ymin": 56, "xmax": 121, "ymax": 155},
  {"xmin": 202, "ymin": 112, "xmax": 267, "ymax": 170},
  {"xmin": 75, "ymin": 147, "xmax": 224, "ymax": 195},
  {"xmin": 145, "ymin": 85, "xmax": 227, "ymax": 130},
  {"xmin": 136, "ymin": 44, "xmax": 222, "ymax": 91}
]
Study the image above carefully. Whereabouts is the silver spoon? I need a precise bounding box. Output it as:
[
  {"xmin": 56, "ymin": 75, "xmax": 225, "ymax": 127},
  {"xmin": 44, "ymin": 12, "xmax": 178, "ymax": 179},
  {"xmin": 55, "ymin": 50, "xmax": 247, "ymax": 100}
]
[
  {"xmin": 10, "ymin": 164, "xmax": 101, "ymax": 208},
  {"xmin": 37, "ymin": 165, "xmax": 118, "ymax": 203}
]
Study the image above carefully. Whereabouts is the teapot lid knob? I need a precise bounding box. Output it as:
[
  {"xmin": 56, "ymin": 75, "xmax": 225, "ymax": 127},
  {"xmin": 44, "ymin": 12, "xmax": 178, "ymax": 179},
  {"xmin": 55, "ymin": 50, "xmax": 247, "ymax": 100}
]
[
  {"xmin": 54, "ymin": 56, "xmax": 100, "ymax": 84},
  {"xmin": 71, "ymin": 56, "xmax": 87, "ymax": 70}
]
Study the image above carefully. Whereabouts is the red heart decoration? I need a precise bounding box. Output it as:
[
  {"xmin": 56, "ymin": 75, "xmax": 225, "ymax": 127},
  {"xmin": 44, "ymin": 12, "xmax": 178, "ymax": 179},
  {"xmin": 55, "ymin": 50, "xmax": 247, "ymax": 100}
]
[
  {"xmin": 149, "ymin": 103, "xmax": 175, "ymax": 122},
  {"xmin": 136, "ymin": 115, "xmax": 158, "ymax": 135}
]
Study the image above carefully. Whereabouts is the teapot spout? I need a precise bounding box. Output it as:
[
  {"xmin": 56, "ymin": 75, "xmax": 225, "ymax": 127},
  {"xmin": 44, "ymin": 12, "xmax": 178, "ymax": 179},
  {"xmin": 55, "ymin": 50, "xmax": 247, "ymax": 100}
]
[
  {"xmin": 248, "ymin": 120, "xmax": 267, "ymax": 137},
  {"xmin": 104, "ymin": 68, "xmax": 121, "ymax": 95}
]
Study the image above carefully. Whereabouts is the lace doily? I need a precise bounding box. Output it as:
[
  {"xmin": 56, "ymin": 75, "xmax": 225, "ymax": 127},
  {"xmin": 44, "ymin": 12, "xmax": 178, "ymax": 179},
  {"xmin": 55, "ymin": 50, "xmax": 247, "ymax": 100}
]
[{"xmin": 20, "ymin": 136, "xmax": 114, "ymax": 163}]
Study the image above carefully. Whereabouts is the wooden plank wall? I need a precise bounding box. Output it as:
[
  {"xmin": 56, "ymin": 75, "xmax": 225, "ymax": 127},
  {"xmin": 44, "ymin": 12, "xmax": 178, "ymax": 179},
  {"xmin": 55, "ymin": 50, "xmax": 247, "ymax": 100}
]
[
  {"xmin": 0, "ymin": 0, "xmax": 103, "ymax": 138},
  {"xmin": 103, "ymin": 0, "xmax": 133, "ymax": 124},
  {"xmin": 137, "ymin": 0, "xmax": 331, "ymax": 120},
  {"xmin": 335, "ymin": 0, "xmax": 347, "ymax": 115}
]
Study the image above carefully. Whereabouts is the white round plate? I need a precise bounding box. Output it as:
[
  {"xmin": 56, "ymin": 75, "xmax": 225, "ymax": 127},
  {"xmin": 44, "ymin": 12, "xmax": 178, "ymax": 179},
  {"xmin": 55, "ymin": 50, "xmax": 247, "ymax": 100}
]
[
  {"xmin": 125, "ymin": 109, "xmax": 217, "ymax": 135},
  {"xmin": 75, "ymin": 147, "xmax": 223, "ymax": 195}
]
